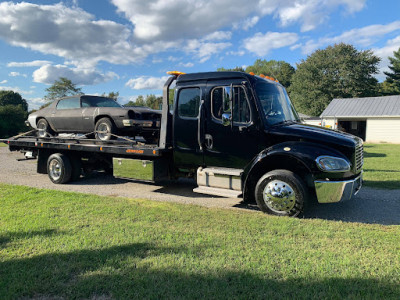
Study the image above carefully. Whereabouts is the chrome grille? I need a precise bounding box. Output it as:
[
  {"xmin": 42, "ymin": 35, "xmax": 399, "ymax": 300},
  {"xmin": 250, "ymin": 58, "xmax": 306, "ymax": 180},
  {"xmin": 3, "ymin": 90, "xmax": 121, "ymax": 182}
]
[{"xmin": 355, "ymin": 143, "xmax": 364, "ymax": 172}]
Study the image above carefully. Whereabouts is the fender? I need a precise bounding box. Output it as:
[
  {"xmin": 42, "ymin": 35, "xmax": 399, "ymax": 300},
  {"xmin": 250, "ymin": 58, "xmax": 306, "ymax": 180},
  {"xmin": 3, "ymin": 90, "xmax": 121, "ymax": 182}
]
[{"xmin": 242, "ymin": 141, "xmax": 349, "ymax": 202}]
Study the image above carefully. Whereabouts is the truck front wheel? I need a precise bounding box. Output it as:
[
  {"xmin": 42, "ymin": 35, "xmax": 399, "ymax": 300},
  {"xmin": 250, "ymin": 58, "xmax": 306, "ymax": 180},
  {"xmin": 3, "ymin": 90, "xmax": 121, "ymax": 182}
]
[
  {"xmin": 255, "ymin": 169, "xmax": 307, "ymax": 217},
  {"xmin": 47, "ymin": 153, "xmax": 72, "ymax": 184}
]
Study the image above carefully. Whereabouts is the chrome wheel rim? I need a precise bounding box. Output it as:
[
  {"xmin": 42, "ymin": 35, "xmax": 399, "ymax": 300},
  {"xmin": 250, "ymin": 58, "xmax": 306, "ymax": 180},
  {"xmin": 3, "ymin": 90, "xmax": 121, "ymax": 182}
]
[
  {"xmin": 263, "ymin": 180, "xmax": 296, "ymax": 213},
  {"xmin": 49, "ymin": 159, "xmax": 61, "ymax": 180},
  {"xmin": 97, "ymin": 123, "xmax": 110, "ymax": 140},
  {"xmin": 37, "ymin": 122, "xmax": 47, "ymax": 138}
]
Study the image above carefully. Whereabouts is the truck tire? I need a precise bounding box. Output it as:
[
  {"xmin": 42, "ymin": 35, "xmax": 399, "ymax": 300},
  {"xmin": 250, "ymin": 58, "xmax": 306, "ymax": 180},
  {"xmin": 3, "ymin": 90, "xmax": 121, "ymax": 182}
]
[
  {"xmin": 37, "ymin": 118, "xmax": 54, "ymax": 138},
  {"xmin": 95, "ymin": 117, "xmax": 116, "ymax": 141},
  {"xmin": 47, "ymin": 153, "xmax": 72, "ymax": 184},
  {"xmin": 255, "ymin": 169, "xmax": 307, "ymax": 217}
]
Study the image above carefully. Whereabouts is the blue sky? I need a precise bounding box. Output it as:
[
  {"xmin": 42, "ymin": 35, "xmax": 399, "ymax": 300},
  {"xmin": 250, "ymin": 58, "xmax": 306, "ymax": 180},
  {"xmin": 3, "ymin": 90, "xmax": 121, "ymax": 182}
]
[{"xmin": 1, "ymin": 0, "xmax": 400, "ymax": 110}]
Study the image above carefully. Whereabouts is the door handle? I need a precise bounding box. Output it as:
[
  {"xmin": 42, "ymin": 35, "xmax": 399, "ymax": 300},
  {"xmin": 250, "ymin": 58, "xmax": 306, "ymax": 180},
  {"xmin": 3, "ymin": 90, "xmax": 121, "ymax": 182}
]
[{"xmin": 197, "ymin": 99, "xmax": 205, "ymax": 151}]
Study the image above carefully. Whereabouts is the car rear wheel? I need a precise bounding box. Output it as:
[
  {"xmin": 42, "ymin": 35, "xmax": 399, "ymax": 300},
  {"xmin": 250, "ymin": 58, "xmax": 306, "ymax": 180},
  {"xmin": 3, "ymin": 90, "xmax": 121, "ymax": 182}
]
[
  {"xmin": 37, "ymin": 118, "xmax": 54, "ymax": 138},
  {"xmin": 95, "ymin": 117, "xmax": 116, "ymax": 141},
  {"xmin": 255, "ymin": 169, "xmax": 307, "ymax": 217}
]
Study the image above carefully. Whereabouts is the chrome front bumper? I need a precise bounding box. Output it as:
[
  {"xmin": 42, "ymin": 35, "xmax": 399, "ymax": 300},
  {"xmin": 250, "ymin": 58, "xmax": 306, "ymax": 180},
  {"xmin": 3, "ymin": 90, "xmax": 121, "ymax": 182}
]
[{"xmin": 314, "ymin": 172, "xmax": 362, "ymax": 204}]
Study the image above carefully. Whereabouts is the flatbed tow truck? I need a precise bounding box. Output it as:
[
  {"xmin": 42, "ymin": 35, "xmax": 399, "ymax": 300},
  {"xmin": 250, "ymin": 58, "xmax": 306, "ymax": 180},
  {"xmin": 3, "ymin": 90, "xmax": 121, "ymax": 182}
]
[{"xmin": 1, "ymin": 71, "xmax": 363, "ymax": 217}]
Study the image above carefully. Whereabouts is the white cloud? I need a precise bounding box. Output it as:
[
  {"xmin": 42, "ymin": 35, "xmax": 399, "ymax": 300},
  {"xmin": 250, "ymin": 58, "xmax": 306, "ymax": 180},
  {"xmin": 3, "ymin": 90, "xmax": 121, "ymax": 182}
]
[
  {"xmin": 301, "ymin": 21, "xmax": 400, "ymax": 54},
  {"xmin": 185, "ymin": 40, "xmax": 231, "ymax": 62},
  {"xmin": 32, "ymin": 64, "xmax": 118, "ymax": 85},
  {"xmin": 203, "ymin": 31, "xmax": 232, "ymax": 41},
  {"xmin": 178, "ymin": 62, "xmax": 194, "ymax": 68},
  {"xmin": 0, "ymin": 2, "xmax": 146, "ymax": 67},
  {"xmin": 0, "ymin": 85, "xmax": 34, "ymax": 95},
  {"xmin": 7, "ymin": 60, "xmax": 52, "ymax": 67},
  {"xmin": 373, "ymin": 35, "xmax": 400, "ymax": 80},
  {"xmin": 243, "ymin": 32, "xmax": 299, "ymax": 56},
  {"xmin": 0, "ymin": 80, "xmax": 7, "ymax": 84},
  {"xmin": 111, "ymin": 0, "xmax": 367, "ymax": 41},
  {"xmin": 26, "ymin": 97, "xmax": 48, "ymax": 110},
  {"xmin": 9, "ymin": 72, "xmax": 27, "ymax": 78},
  {"xmin": 125, "ymin": 76, "xmax": 169, "ymax": 90}
]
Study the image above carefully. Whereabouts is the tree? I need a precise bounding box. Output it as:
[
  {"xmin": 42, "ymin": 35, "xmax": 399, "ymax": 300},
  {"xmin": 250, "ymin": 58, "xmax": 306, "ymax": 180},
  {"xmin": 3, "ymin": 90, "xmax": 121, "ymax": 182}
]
[
  {"xmin": 378, "ymin": 80, "xmax": 400, "ymax": 95},
  {"xmin": 44, "ymin": 77, "xmax": 82, "ymax": 101},
  {"xmin": 217, "ymin": 66, "xmax": 245, "ymax": 72},
  {"xmin": 289, "ymin": 43, "xmax": 380, "ymax": 116},
  {"xmin": 0, "ymin": 90, "xmax": 28, "ymax": 138},
  {"xmin": 102, "ymin": 91, "xmax": 119, "ymax": 100},
  {"xmin": 145, "ymin": 94, "xmax": 163, "ymax": 110},
  {"xmin": 0, "ymin": 90, "xmax": 28, "ymax": 111},
  {"xmin": 383, "ymin": 47, "xmax": 400, "ymax": 93},
  {"xmin": 124, "ymin": 95, "xmax": 146, "ymax": 107},
  {"xmin": 245, "ymin": 59, "xmax": 295, "ymax": 88}
]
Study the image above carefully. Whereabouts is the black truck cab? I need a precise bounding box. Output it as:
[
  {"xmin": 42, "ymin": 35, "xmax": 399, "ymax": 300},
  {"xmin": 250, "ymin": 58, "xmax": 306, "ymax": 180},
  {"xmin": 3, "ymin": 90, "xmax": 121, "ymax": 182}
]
[
  {"xmin": 170, "ymin": 71, "xmax": 363, "ymax": 216},
  {"xmin": 2, "ymin": 71, "xmax": 363, "ymax": 217}
]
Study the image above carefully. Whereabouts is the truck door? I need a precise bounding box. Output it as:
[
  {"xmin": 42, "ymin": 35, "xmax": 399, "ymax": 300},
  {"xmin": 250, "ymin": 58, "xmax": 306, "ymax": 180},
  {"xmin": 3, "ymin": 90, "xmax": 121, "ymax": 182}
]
[
  {"xmin": 173, "ymin": 84, "xmax": 205, "ymax": 168},
  {"xmin": 203, "ymin": 81, "xmax": 262, "ymax": 169}
]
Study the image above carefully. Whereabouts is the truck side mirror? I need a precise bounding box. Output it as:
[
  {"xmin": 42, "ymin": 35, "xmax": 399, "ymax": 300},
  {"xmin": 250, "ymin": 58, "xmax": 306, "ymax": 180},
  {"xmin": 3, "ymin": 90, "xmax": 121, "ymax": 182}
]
[{"xmin": 222, "ymin": 113, "xmax": 232, "ymax": 126}]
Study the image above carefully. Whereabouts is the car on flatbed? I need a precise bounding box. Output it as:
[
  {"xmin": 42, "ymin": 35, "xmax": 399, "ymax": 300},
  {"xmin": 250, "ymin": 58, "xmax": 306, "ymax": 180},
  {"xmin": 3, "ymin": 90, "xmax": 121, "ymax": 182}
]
[{"xmin": 27, "ymin": 95, "xmax": 161, "ymax": 142}]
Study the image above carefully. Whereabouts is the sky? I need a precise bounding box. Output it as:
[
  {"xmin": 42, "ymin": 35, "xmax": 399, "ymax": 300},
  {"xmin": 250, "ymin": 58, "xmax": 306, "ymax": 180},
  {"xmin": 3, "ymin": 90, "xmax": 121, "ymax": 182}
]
[{"xmin": 1, "ymin": 0, "xmax": 400, "ymax": 110}]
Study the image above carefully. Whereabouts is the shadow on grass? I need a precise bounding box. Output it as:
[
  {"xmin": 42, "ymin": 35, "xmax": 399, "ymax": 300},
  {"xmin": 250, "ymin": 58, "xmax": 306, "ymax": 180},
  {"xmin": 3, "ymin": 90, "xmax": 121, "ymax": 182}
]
[
  {"xmin": 0, "ymin": 229, "xmax": 62, "ymax": 249},
  {"xmin": 363, "ymin": 180, "xmax": 400, "ymax": 190},
  {"xmin": 363, "ymin": 152, "xmax": 386, "ymax": 158},
  {"xmin": 0, "ymin": 243, "xmax": 398, "ymax": 299}
]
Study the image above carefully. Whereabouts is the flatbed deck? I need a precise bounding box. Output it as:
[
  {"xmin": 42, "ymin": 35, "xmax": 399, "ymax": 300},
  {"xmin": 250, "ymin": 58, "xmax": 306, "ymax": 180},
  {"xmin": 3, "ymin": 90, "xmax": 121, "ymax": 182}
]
[{"xmin": 0, "ymin": 135, "xmax": 168, "ymax": 158}]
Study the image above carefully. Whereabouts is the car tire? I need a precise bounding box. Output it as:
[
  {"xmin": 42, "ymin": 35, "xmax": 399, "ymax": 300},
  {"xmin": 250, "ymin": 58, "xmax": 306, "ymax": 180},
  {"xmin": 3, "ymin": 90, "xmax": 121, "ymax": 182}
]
[
  {"xmin": 255, "ymin": 169, "xmax": 307, "ymax": 217},
  {"xmin": 47, "ymin": 153, "xmax": 72, "ymax": 184},
  {"xmin": 37, "ymin": 118, "xmax": 54, "ymax": 138},
  {"xmin": 95, "ymin": 117, "xmax": 116, "ymax": 141}
]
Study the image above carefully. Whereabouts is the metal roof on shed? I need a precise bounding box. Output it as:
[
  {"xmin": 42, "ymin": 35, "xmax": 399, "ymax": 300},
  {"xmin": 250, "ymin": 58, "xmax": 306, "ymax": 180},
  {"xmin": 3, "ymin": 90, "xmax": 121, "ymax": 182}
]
[{"xmin": 320, "ymin": 95, "xmax": 400, "ymax": 117}]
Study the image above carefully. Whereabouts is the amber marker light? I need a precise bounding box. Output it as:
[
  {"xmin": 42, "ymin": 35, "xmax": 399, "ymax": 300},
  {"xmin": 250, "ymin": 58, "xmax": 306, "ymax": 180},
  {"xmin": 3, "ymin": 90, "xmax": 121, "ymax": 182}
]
[
  {"xmin": 249, "ymin": 72, "xmax": 255, "ymax": 75},
  {"xmin": 167, "ymin": 71, "xmax": 186, "ymax": 76}
]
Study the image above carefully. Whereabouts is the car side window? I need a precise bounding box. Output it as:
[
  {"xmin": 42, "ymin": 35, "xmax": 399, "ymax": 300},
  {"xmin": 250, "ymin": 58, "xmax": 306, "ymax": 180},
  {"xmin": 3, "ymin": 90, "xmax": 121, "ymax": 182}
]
[
  {"xmin": 81, "ymin": 98, "xmax": 91, "ymax": 107},
  {"xmin": 56, "ymin": 97, "xmax": 80, "ymax": 110},
  {"xmin": 177, "ymin": 88, "xmax": 200, "ymax": 118},
  {"xmin": 211, "ymin": 86, "xmax": 251, "ymax": 124}
]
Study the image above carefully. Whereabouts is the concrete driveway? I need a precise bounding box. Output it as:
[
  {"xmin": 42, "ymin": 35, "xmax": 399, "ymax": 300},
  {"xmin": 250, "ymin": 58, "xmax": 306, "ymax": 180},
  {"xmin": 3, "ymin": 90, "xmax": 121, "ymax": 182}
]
[{"xmin": 1, "ymin": 147, "xmax": 399, "ymax": 225}]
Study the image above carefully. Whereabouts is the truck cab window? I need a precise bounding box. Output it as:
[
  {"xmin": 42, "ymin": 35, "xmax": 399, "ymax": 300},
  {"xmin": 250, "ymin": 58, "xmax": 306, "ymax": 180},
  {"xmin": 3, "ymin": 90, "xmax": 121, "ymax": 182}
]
[
  {"xmin": 212, "ymin": 86, "xmax": 250, "ymax": 123},
  {"xmin": 178, "ymin": 88, "xmax": 200, "ymax": 118}
]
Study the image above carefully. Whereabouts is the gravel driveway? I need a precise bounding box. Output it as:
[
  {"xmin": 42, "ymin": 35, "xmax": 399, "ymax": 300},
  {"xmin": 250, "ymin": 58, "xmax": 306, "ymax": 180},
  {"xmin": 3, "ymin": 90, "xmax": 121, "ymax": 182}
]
[{"xmin": 1, "ymin": 147, "xmax": 399, "ymax": 225}]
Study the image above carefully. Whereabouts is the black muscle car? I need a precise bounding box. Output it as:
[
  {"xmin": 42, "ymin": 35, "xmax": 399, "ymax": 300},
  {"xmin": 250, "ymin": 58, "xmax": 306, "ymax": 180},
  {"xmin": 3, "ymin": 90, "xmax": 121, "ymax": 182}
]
[{"xmin": 27, "ymin": 95, "xmax": 161, "ymax": 142}]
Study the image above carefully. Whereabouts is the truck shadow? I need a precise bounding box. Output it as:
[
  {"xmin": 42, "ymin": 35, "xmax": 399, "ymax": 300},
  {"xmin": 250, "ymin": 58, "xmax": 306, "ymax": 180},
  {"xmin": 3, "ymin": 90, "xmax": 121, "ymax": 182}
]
[
  {"xmin": 235, "ymin": 187, "xmax": 400, "ymax": 225},
  {"xmin": 303, "ymin": 187, "xmax": 400, "ymax": 225}
]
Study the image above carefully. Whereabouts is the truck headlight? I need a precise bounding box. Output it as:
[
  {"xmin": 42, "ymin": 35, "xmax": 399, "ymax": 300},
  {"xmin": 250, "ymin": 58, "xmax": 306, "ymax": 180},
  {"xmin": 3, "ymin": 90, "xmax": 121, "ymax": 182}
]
[{"xmin": 315, "ymin": 156, "xmax": 351, "ymax": 172}]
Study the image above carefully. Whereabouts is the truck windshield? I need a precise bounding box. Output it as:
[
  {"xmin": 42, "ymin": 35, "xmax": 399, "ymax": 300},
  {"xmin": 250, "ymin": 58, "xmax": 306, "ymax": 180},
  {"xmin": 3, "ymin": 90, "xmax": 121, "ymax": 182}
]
[
  {"xmin": 255, "ymin": 81, "xmax": 299, "ymax": 126},
  {"xmin": 81, "ymin": 96, "xmax": 122, "ymax": 108}
]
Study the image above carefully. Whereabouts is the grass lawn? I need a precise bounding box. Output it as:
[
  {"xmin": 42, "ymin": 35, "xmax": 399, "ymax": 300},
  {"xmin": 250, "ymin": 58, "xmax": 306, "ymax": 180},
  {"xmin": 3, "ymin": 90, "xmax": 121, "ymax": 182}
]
[
  {"xmin": 0, "ymin": 142, "xmax": 7, "ymax": 147},
  {"xmin": 0, "ymin": 184, "xmax": 399, "ymax": 299},
  {"xmin": 363, "ymin": 144, "xmax": 400, "ymax": 189}
]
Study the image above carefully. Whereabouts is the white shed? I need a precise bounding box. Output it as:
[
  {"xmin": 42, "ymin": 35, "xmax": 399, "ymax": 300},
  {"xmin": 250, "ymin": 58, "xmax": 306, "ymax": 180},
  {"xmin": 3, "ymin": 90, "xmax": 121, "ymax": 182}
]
[{"xmin": 320, "ymin": 95, "xmax": 400, "ymax": 143}]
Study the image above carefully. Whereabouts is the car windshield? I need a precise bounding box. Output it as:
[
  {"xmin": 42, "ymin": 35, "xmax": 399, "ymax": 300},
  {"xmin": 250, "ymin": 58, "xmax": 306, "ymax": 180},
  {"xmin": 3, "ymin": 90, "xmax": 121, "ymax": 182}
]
[
  {"xmin": 81, "ymin": 96, "xmax": 121, "ymax": 108},
  {"xmin": 255, "ymin": 81, "xmax": 300, "ymax": 126}
]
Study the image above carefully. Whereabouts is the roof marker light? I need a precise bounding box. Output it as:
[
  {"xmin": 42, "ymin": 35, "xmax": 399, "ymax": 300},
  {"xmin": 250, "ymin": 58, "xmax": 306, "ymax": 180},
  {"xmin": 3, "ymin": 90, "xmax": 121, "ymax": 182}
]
[
  {"xmin": 249, "ymin": 72, "xmax": 255, "ymax": 76},
  {"xmin": 260, "ymin": 74, "xmax": 265, "ymax": 78},
  {"xmin": 167, "ymin": 71, "xmax": 186, "ymax": 76}
]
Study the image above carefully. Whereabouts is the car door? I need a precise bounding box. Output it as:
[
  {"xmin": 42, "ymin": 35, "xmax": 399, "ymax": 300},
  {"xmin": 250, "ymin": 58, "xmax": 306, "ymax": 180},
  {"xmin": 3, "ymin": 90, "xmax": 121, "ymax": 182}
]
[
  {"xmin": 203, "ymin": 80, "xmax": 262, "ymax": 169},
  {"xmin": 173, "ymin": 83, "xmax": 205, "ymax": 168},
  {"xmin": 50, "ymin": 97, "xmax": 84, "ymax": 132}
]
